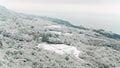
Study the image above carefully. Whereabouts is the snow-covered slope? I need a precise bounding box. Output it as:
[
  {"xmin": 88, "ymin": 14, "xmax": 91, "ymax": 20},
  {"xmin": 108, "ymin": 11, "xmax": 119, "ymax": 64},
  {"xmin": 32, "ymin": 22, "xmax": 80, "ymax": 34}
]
[{"xmin": 0, "ymin": 5, "xmax": 120, "ymax": 68}]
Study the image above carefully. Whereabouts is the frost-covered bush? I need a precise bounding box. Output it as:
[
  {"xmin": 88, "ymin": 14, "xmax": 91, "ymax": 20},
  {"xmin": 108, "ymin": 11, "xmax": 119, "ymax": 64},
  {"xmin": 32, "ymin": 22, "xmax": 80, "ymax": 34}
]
[
  {"xmin": 0, "ymin": 41, "xmax": 2, "ymax": 48},
  {"xmin": 1, "ymin": 31, "xmax": 11, "ymax": 37},
  {"xmin": 42, "ymin": 33, "xmax": 50, "ymax": 42}
]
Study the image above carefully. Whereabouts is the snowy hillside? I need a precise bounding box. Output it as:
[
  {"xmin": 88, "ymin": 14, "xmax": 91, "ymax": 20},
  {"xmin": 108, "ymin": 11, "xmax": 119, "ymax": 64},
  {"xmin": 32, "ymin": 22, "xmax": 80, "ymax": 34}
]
[{"xmin": 0, "ymin": 5, "xmax": 120, "ymax": 68}]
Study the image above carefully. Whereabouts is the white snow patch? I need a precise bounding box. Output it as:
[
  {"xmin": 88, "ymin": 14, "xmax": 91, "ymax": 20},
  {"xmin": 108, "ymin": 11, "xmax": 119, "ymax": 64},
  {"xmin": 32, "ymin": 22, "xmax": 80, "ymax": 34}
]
[
  {"xmin": 46, "ymin": 25, "xmax": 62, "ymax": 28},
  {"xmin": 64, "ymin": 33, "xmax": 73, "ymax": 36},
  {"xmin": 48, "ymin": 31, "xmax": 72, "ymax": 36},
  {"xmin": 48, "ymin": 31, "xmax": 62, "ymax": 35},
  {"xmin": 37, "ymin": 43, "xmax": 80, "ymax": 58}
]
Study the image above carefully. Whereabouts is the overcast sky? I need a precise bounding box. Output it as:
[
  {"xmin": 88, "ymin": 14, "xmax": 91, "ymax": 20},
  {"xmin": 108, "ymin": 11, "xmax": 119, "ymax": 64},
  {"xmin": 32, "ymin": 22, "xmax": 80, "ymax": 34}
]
[{"xmin": 0, "ymin": 0, "xmax": 120, "ymax": 34}]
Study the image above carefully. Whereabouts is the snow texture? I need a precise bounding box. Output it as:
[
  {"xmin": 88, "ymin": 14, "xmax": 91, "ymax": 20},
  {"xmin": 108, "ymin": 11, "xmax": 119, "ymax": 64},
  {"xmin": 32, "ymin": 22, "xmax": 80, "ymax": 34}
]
[{"xmin": 37, "ymin": 43, "xmax": 80, "ymax": 58}]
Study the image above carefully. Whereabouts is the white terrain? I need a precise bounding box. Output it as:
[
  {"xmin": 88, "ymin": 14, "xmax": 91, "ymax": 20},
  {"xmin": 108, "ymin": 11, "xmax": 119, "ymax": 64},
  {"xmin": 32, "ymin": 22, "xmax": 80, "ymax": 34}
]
[
  {"xmin": 0, "ymin": 5, "xmax": 120, "ymax": 68},
  {"xmin": 37, "ymin": 43, "xmax": 80, "ymax": 58}
]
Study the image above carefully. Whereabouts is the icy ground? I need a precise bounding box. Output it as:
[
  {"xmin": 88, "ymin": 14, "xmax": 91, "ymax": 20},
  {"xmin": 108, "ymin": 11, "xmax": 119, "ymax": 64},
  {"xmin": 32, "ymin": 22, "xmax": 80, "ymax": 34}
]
[{"xmin": 37, "ymin": 43, "xmax": 80, "ymax": 58}]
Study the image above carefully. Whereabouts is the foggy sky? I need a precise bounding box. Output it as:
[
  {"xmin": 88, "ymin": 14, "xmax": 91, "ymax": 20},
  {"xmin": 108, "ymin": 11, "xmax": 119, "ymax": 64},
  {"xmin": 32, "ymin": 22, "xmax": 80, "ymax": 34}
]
[{"xmin": 0, "ymin": 0, "xmax": 120, "ymax": 34}]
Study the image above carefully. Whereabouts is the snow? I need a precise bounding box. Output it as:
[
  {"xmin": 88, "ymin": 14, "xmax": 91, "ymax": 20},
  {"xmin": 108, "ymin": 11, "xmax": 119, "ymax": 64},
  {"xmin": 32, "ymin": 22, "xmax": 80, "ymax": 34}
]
[
  {"xmin": 37, "ymin": 43, "xmax": 80, "ymax": 58},
  {"xmin": 48, "ymin": 31, "xmax": 73, "ymax": 36},
  {"xmin": 64, "ymin": 33, "xmax": 73, "ymax": 36},
  {"xmin": 48, "ymin": 31, "xmax": 62, "ymax": 35},
  {"xmin": 46, "ymin": 25, "xmax": 62, "ymax": 28}
]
